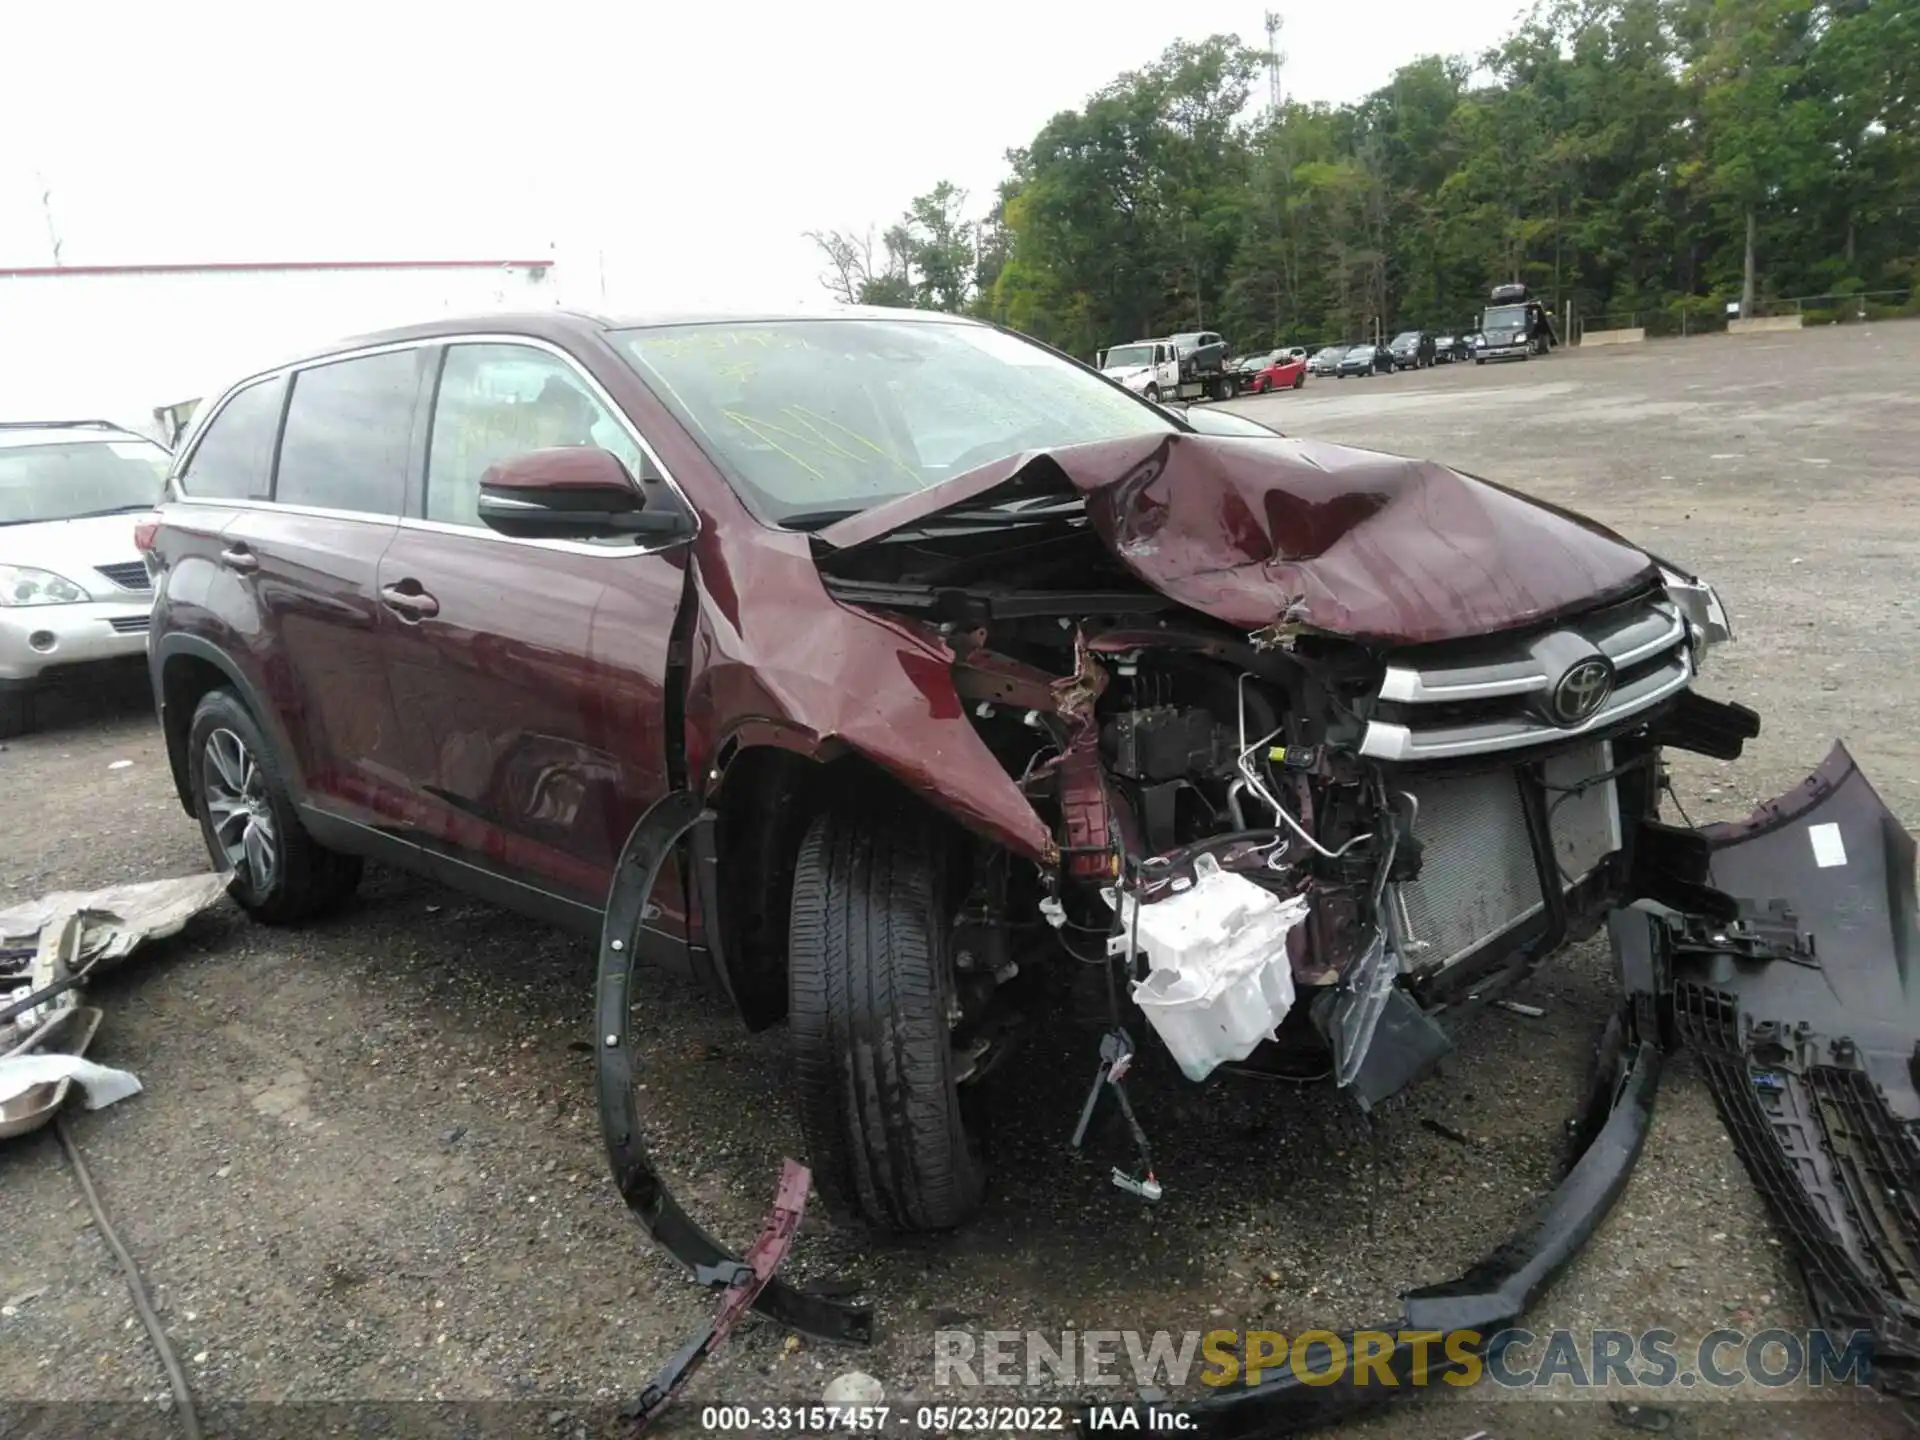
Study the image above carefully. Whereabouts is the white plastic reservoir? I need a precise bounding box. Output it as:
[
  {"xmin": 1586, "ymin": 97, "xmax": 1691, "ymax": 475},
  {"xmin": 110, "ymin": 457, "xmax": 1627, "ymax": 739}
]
[{"xmin": 1108, "ymin": 854, "xmax": 1309, "ymax": 1082}]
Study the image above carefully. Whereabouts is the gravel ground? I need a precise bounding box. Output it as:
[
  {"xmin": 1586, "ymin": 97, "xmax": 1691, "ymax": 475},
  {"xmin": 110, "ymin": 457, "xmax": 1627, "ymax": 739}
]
[{"xmin": 3, "ymin": 323, "xmax": 1918, "ymax": 1439}]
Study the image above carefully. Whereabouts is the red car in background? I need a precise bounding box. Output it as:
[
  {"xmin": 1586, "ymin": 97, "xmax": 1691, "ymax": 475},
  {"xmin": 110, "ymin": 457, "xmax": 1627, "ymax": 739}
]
[{"xmin": 1245, "ymin": 348, "xmax": 1307, "ymax": 393}]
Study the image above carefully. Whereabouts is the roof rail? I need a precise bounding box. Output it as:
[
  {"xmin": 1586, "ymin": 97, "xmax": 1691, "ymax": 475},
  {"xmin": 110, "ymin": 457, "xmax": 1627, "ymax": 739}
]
[{"xmin": 0, "ymin": 419, "xmax": 134, "ymax": 433}]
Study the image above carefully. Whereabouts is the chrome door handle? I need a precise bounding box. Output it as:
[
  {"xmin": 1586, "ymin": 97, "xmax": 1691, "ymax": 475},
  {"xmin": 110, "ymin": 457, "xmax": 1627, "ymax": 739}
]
[{"xmin": 218, "ymin": 545, "xmax": 259, "ymax": 573}]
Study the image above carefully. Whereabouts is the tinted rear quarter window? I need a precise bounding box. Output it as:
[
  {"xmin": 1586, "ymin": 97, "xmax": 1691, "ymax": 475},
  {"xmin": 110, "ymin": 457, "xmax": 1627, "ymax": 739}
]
[
  {"xmin": 179, "ymin": 377, "xmax": 285, "ymax": 500},
  {"xmin": 276, "ymin": 350, "xmax": 420, "ymax": 515}
]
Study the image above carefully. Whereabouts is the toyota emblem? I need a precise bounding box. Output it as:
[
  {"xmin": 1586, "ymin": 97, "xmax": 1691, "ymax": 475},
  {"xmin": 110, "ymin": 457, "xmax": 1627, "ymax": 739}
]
[{"xmin": 1552, "ymin": 658, "xmax": 1615, "ymax": 726}]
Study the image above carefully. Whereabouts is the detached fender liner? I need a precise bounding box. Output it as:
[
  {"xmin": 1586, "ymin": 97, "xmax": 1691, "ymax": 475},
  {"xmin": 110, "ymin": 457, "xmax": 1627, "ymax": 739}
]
[
  {"xmin": 1079, "ymin": 1014, "xmax": 1663, "ymax": 1437},
  {"xmin": 596, "ymin": 790, "xmax": 872, "ymax": 1346}
]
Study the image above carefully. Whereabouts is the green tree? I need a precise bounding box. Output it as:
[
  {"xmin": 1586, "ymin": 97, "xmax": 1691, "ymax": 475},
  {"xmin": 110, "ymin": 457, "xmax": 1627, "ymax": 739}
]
[{"xmin": 817, "ymin": 3, "xmax": 1920, "ymax": 346}]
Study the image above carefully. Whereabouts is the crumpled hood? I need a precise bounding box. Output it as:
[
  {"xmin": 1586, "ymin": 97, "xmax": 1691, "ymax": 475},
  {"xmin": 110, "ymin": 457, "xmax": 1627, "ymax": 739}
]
[{"xmin": 816, "ymin": 432, "xmax": 1660, "ymax": 646}]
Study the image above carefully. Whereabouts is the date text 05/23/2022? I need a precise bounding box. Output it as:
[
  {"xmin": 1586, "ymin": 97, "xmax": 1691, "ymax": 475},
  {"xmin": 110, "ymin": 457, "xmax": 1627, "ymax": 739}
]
[{"xmin": 699, "ymin": 1404, "xmax": 1126, "ymax": 1433}]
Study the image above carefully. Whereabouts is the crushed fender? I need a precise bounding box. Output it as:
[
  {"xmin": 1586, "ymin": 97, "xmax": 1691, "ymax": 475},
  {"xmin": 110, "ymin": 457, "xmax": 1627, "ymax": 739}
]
[{"xmin": 623, "ymin": 1159, "xmax": 815, "ymax": 1433}]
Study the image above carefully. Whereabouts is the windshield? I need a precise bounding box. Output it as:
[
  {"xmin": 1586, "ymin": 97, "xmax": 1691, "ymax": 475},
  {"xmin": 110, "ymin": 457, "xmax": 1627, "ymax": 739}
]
[
  {"xmin": 1102, "ymin": 344, "xmax": 1155, "ymax": 370},
  {"xmin": 615, "ymin": 320, "xmax": 1175, "ymax": 525},
  {"xmin": 1391, "ymin": 332, "xmax": 1420, "ymax": 346},
  {"xmin": 1484, "ymin": 305, "xmax": 1529, "ymax": 330},
  {"xmin": 0, "ymin": 438, "xmax": 170, "ymax": 526}
]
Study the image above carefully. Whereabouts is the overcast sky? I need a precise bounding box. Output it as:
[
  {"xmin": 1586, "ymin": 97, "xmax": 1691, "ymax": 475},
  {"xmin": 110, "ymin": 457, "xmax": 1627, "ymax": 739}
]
[{"xmin": 1, "ymin": 0, "xmax": 1526, "ymax": 312}]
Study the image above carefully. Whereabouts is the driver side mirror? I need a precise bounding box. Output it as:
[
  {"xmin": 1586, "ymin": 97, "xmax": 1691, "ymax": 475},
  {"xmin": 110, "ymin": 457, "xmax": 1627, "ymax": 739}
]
[{"xmin": 476, "ymin": 447, "xmax": 691, "ymax": 542}]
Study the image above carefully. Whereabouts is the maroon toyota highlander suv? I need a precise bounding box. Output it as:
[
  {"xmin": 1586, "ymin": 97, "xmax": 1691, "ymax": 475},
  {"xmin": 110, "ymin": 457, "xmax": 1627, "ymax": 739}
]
[{"xmin": 143, "ymin": 308, "xmax": 1757, "ymax": 1240}]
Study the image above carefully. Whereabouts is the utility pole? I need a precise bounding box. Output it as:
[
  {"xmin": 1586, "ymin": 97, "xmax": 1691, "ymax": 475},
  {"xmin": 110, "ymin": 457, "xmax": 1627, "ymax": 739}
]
[
  {"xmin": 35, "ymin": 172, "xmax": 63, "ymax": 266},
  {"xmin": 1264, "ymin": 12, "xmax": 1285, "ymax": 112}
]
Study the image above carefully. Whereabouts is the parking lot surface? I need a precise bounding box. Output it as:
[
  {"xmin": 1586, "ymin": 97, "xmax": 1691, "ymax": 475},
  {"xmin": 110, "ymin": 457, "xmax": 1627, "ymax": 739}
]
[{"xmin": 2, "ymin": 324, "xmax": 1917, "ymax": 1436}]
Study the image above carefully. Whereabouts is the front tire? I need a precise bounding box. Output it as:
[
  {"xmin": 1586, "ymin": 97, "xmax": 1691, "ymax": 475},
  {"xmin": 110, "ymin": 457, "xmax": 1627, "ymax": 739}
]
[
  {"xmin": 187, "ymin": 689, "xmax": 362, "ymax": 923},
  {"xmin": 788, "ymin": 796, "xmax": 985, "ymax": 1233},
  {"xmin": 1143, "ymin": 384, "xmax": 1160, "ymax": 403}
]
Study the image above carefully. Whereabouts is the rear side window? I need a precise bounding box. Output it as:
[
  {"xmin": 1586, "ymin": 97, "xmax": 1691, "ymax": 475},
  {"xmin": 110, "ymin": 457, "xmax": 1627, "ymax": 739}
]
[
  {"xmin": 275, "ymin": 351, "xmax": 419, "ymax": 516},
  {"xmin": 179, "ymin": 377, "xmax": 284, "ymax": 500}
]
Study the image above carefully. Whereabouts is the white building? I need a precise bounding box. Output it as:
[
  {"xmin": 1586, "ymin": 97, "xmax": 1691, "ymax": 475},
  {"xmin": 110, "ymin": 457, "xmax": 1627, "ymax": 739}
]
[{"xmin": 0, "ymin": 257, "xmax": 558, "ymax": 440}]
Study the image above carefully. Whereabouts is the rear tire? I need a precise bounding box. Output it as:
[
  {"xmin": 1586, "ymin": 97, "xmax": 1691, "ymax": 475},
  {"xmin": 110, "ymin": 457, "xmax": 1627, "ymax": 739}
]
[
  {"xmin": 187, "ymin": 689, "xmax": 362, "ymax": 924},
  {"xmin": 788, "ymin": 794, "xmax": 986, "ymax": 1233}
]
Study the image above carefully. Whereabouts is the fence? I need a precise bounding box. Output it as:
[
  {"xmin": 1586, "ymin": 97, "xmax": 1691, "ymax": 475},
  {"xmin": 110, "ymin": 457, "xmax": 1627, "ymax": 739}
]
[
  {"xmin": 1577, "ymin": 305, "xmax": 1727, "ymax": 341},
  {"xmin": 1577, "ymin": 288, "xmax": 1916, "ymax": 343},
  {"xmin": 1761, "ymin": 289, "xmax": 1916, "ymax": 324}
]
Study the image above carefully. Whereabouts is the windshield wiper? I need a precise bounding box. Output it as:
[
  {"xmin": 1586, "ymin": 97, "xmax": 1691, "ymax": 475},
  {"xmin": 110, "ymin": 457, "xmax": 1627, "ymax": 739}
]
[
  {"xmin": 915, "ymin": 496, "xmax": 1084, "ymax": 526},
  {"xmin": 782, "ymin": 488, "xmax": 1085, "ymax": 536},
  {"xmin": 779, "ymin": 508, "xmax": 867, "ymax": 531},
  {"xmin": 60, "ymin": 504, "xmax": 158, "ymax": 521}
]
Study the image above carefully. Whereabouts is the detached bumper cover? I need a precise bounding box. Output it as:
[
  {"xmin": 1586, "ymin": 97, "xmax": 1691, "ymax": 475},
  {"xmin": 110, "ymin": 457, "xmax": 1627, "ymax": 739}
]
[{"xmin": 1662, "ymin": 742, "xmax": 1920, "ymax": 1396}]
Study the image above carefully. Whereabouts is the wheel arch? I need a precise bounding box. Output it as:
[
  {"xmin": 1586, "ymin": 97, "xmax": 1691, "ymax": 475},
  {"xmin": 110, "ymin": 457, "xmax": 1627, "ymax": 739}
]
[
  {"xmin": 681, "ymin": 734, "xmax": 985, "ymax": 1033},
  {"xmin": 153, "ymin": 635, "xmax": 301, "ymax": 818}
]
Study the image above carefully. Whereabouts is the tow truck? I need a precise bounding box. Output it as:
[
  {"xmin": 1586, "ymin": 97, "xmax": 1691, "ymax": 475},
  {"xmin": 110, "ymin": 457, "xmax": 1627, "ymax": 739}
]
[{"xmin": 1098, "ymin": 331, "xmax": 1241, "ymax": 403}]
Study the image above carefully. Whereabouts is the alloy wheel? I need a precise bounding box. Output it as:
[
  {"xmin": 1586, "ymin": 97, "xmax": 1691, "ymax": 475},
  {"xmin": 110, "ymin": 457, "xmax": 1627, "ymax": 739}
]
[{"xmin": 203, "ymin": 727, "xmax": 278, "ymax": 893}]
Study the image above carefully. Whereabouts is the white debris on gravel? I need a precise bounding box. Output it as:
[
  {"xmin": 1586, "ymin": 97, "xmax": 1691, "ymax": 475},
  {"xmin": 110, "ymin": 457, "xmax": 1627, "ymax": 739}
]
[{"xmin": 823, "ymin": 1370, "xmax": 885, "ymax": 1404}]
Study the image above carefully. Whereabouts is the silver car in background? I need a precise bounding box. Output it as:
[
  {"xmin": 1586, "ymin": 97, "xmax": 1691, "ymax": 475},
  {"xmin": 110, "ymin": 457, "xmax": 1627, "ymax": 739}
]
[{"xmin": 0, "ymin": 421, "xmax": 170, "ymax": 736}]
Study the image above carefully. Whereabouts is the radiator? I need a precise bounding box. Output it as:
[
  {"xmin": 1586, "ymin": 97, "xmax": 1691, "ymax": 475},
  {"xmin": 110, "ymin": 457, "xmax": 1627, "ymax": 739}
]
[{"xmin": 1392, "ymin": 741, "xmax": 1621, "ymax": 973}]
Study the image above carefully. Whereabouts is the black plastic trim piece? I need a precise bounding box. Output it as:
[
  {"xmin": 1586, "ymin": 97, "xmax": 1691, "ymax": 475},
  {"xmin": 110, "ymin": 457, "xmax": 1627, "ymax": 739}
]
[
  {"xmin": 1651, "ymin": 689, "xmax": 1761, "ymax": 761},
  {"xmin": 596, "ymin": 790, "xmax": 872, "ymax": 1347},
  {"xmin": 1077, "ymin": 1023, "xmax": 1661, "ymax": 1436}
]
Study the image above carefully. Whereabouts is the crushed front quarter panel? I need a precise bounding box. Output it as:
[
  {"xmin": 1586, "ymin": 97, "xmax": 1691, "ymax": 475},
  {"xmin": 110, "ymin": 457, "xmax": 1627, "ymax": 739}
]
[{"xmin": 682, "ymin": 516, "xmax": 1055, "ymax": 862}]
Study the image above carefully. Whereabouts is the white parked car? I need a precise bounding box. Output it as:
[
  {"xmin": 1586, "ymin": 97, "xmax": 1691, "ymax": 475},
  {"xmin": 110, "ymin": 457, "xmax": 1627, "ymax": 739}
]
[{"xmin": 0, "ymin": 420, "xmax": 171, "ymax": 735}]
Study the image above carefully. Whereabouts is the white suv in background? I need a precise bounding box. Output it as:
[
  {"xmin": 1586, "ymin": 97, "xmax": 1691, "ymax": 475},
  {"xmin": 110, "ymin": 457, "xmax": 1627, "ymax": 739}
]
[{"xmin": 0, "ymin": 420, "xmax": 171, "ymax": 736}]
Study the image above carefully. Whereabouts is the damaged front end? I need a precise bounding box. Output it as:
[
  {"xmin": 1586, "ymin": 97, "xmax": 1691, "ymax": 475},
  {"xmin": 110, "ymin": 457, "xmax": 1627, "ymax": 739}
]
[
  {"xmin": 1135, "ymin": 740, "xmax": 1920, "ymax": 1435},
  {"xmin": 604, "ymin": 427, "xmax": 1920, "ymax": 1430},
  {"xmin": 810, "ymin": 433, "xmax": 1753, "ymax": 1110}
]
